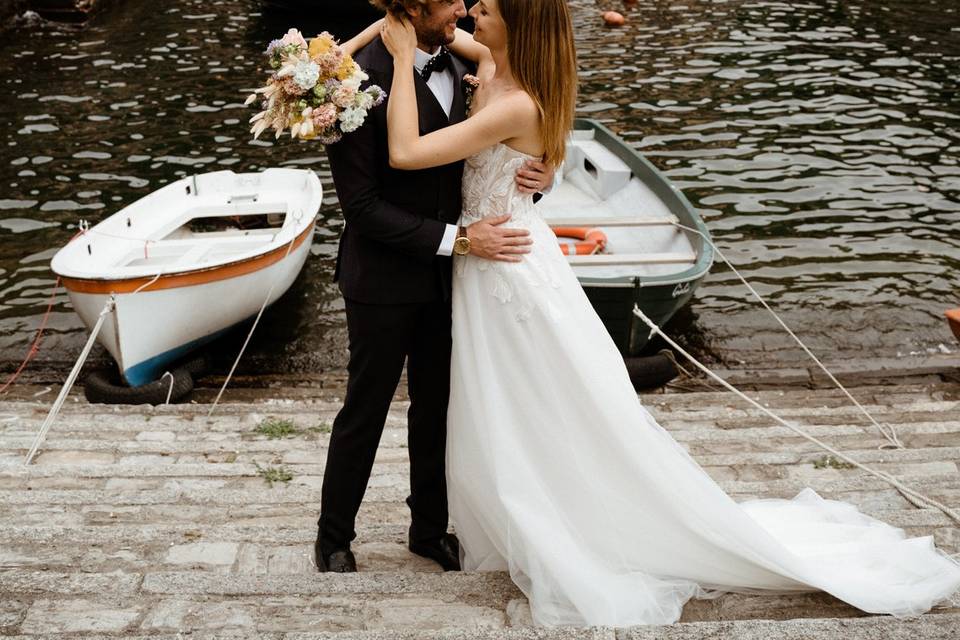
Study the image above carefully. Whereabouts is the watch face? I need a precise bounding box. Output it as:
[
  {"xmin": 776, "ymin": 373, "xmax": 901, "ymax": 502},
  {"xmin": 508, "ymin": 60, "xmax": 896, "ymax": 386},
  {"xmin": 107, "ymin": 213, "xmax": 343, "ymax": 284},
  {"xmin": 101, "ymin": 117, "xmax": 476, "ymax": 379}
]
[{"xmin": 454, "ymin": 236, "xmax": 470, "ymax": 255}]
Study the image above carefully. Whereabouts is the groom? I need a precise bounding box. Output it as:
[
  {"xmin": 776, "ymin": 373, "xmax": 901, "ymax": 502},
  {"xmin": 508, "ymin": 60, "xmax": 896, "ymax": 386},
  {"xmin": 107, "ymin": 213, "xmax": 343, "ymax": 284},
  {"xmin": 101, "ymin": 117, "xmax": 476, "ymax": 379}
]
[{"xmin": 315, "ymin": 0, "xmax": 553, "ymax": 573}]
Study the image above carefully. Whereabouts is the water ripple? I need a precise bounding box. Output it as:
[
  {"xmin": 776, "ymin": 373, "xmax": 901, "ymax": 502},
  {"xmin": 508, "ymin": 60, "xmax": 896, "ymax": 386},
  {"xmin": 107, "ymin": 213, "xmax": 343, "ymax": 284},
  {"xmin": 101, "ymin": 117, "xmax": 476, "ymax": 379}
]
[{"xmin": 0, "ymin": 0, "xmax": 958, "ymax": 371}]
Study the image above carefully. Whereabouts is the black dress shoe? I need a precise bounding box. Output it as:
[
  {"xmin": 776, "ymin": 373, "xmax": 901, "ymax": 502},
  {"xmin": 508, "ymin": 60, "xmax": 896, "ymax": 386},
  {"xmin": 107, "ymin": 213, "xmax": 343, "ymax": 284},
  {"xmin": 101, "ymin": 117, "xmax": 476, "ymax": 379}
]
[
  {"xmin": 314, "ymin": 539, "xmax": 357, "ymax": 573},
  {"xmin": 409, "ymin": 532, "xmax": 461, "ymax": 571}
]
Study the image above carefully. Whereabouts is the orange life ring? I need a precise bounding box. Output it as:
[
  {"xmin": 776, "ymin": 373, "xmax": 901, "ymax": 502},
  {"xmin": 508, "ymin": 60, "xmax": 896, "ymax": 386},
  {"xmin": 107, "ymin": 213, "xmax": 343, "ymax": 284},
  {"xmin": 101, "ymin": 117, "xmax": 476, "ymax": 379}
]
[{"xmin": 551, "ymin": 226, "xmax": 608, "ymax": 256}]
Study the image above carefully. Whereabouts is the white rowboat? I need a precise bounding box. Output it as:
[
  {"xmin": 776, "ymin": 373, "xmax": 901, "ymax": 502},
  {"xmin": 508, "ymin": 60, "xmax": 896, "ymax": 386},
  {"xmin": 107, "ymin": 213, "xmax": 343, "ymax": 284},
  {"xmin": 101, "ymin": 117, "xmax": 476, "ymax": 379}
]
[{"xmin": 50, "ymin": 169, "xmax": 321, "ymax": 386}]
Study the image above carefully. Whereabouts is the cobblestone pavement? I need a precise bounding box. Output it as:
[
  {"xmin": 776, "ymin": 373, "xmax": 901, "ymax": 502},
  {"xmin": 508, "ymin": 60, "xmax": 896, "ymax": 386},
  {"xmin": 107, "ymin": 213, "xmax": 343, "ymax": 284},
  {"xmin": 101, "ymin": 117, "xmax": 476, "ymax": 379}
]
[{"xmin": 1, "ymin": 381, "xmax": 959, "ymax": 638}]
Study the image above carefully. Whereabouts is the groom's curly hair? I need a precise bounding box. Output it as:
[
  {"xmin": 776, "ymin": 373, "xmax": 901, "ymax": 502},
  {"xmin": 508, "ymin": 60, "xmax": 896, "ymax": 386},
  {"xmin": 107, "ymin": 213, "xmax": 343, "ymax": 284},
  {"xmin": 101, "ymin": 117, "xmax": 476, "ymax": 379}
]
[{"xmin": 368, "ymin": 0, "xmax": 430, "ymax": 16}]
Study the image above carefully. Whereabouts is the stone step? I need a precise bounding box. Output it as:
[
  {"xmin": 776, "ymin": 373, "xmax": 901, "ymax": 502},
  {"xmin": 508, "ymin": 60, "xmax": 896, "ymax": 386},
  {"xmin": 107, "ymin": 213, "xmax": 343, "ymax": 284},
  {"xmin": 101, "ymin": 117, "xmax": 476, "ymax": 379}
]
[
  {"xmin": 2, "ymin": 513, "xmax": 955, "ymax": 576},
  {"xmin": 0, "ymin": 462, "xmax": 955, "ymax": 493},
  {"xmin": 1, "ymin": 611, "xmax": 959, "ymax": 640},
  {"xmin": 1, "ymin": 507, "xmax": 951, "ymax": 545},
  {"xmin": 3, "ymin": 387, "xmax": 957, "ymax": 424},
  {"xmin": 3, "ymin": 427, "xmax": 959, "ymax": 461},
  {"xmin": 0, "ymin": 444, "xmax": 955, "ymax": 488},
  {"xmin": 617, "ymin": 613, "xmax": 960, "ymax": 640},
  {"xmin": 0, "ymin": 473, "xmax": 956, "ymax": 506},
  {"xmin": 0, "ymin": 538, "xmax": 440, "ymax": 575},
  {"xmin": 4, "ymin": 382, "xmax": 945, "ymax": 413},
  {"xmin": 5, "ymin": 571, "xmax": 957, "ymax": 624},
  {"xmin": 4, "ymin": 419, "xmax": 956, "ymax": 460},
  {"xmin": 4, "ymin": 398, "xmax": 957, "ymax": 430}
]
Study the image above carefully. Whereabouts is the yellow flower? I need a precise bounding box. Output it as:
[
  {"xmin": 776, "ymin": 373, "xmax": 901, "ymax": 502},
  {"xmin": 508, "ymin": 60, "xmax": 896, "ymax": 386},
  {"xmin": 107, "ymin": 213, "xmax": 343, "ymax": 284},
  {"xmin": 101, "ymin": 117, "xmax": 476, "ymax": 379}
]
[
  {"xmin": 336, "ymin": 54, "xmax": 357, "ymax": 81},
  {"xmin": 309, "ymin": 34, "xmax": 335, "ymax": 59}
]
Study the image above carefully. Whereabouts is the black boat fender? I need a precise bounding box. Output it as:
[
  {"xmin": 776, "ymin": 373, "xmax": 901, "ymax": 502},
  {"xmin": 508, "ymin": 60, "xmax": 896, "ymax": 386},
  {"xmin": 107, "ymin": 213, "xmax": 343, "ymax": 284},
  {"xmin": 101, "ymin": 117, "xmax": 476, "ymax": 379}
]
[
  {"xmin": 623, "ymin": 354, "xmax": 678, "ymax": 391},
  {"xmin": 83, "ymin": 366, "xmax": 194, "ymax": 405},
  {"xmin": 175, "ymin": 352, "xmax": 212, "ymax": 380}
]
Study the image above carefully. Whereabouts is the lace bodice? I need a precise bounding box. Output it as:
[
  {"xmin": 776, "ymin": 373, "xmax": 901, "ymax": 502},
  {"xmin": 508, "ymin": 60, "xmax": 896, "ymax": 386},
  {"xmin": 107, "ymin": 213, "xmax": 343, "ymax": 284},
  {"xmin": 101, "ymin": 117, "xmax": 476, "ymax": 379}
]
[
  {"xmin": 461, "ymin": 143, "xmax": 538, "ymax": 224},
  {"xmin": 456, "ymin": 143, "xmax": 565, "ymax": 322}
]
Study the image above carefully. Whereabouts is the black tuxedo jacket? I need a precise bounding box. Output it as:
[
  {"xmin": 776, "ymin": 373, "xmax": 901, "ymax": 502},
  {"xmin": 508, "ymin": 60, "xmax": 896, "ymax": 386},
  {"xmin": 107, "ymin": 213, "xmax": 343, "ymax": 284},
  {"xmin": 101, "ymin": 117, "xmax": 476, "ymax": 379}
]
[{"xmin": 326, "ymin": 37, "xmax": 473, "ymax": 304}]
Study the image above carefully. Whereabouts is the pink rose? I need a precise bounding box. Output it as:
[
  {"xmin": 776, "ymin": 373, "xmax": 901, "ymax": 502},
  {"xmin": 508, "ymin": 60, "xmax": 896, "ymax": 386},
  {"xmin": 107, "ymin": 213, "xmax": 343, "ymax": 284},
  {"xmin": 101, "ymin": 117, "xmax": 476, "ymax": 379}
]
[
  {"xmin": 333, "ymin": 85, "xmax": 357, "ymax": 109},
  {"xmin": 279, "ymin": 28, "xmax": 307, "ymax": 50},
  {"xmin": 311, "ymin": 103, "xmax": 338, "ymax": 131}
]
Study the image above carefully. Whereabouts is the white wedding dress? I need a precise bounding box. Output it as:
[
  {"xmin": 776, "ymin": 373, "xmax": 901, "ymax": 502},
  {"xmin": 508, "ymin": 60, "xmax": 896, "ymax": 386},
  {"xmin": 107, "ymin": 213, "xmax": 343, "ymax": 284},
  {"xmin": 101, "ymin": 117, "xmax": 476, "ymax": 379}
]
[{"xmin": 446, "ymin": 142, "xmax": 960, "ymax": 627}]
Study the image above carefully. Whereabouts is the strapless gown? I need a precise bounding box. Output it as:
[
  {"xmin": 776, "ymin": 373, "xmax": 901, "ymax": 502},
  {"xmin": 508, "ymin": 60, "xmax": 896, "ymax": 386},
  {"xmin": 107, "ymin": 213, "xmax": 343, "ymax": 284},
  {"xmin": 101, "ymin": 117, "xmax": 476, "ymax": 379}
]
[{"xmin": 445, "ymin": 142, "xmax": 960, "ymax": 627}]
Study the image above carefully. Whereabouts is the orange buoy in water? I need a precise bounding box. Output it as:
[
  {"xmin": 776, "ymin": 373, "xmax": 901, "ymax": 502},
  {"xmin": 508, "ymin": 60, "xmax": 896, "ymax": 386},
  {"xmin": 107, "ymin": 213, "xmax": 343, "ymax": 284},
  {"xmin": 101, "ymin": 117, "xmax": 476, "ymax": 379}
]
[
  {"xmin": 947, "ymin": 309, "xmax": 960, "ymax": 343},
  {"xmin": 602, "ymin": 11, "xmax": 626, "ymax": 26},
  {"xmin": 552, "ymin": 227, "xmax": 608, "ymax": 256}
]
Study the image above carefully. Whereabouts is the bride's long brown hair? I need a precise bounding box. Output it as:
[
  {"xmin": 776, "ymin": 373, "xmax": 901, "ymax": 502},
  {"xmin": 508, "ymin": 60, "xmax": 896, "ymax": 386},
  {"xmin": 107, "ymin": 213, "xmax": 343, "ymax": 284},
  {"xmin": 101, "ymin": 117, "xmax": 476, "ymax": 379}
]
[{"xmin": 497, "ymin": 0, "xmax": 577, "ymax": 168}]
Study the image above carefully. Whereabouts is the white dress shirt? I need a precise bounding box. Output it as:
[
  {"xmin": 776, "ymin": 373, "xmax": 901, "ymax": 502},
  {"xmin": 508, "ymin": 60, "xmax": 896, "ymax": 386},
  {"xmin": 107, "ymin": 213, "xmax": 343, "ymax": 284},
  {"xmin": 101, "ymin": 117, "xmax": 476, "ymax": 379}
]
[{"xmin": 413, "ymin": 46, "xmax": 459, "ymax": 256}]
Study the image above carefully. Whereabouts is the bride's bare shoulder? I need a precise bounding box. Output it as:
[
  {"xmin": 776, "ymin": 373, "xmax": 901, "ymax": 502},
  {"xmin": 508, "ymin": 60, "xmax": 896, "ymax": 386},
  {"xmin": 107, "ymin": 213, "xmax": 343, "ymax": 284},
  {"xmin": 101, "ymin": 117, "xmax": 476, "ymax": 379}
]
[{"xmin": 500, "ymin": 90, "xmax": 540, "ymax": 123}]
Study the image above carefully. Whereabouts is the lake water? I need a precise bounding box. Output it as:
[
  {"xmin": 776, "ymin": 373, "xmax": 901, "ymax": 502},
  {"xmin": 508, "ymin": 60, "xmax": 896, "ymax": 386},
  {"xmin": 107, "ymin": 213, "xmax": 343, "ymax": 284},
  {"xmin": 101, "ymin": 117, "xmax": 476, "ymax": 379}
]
[{"xmin": 1, "ymin": 0, "xmax": 958, "ymax": 380}]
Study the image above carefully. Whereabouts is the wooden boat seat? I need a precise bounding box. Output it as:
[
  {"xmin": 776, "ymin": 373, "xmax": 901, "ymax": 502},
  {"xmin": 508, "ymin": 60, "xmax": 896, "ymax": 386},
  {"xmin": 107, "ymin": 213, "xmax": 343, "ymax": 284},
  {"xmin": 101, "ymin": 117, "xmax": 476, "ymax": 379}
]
[
  {"xmin": 567, "ymin": 253, "xmax": 697, "ymax": 266},
  {"xmin": 547, "ymin": 216, "xmax": 678, "ymax": 227},
  {"xmin": 114, "ymin": 234, "xmax": 274, "ymax": 269}
]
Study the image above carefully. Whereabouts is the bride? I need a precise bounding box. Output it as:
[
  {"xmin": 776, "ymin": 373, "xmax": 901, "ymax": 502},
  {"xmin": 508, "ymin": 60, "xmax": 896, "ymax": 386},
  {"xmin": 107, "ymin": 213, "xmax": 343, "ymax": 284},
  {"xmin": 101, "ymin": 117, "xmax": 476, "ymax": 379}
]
[{"xmin": 364, "ymin": 0, "xmax": 960, "ymax": 627}]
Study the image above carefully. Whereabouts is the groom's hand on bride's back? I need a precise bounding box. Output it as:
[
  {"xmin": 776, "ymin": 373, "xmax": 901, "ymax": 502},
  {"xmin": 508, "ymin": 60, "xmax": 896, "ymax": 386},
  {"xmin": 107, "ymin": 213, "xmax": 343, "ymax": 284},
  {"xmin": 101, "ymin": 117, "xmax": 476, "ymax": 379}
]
[{"xmin": 466, "ymin": 215, "xmax": 532, "ymax": 263}]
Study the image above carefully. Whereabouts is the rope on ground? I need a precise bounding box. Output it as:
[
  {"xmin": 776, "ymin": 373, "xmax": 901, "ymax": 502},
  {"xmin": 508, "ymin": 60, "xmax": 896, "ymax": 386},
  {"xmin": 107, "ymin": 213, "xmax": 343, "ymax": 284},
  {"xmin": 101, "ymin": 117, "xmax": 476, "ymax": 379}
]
[
  {"xmin": 671, "ymin": 221, "xmax": 903, "ymax": 450},
  {"xmin": 207, "ymin": 219, "xmax": 302, "ymax": 418},
  {"xmin": 633, "ymin": 305, "xmax": 960, "ymax": 526},
  {"xmin": 161, "ymin": 371, "xmax": 175, "ymax": 405},
  {"xmin": 23, "ymin": 297, "xmax": 116, "ymax": 466}
]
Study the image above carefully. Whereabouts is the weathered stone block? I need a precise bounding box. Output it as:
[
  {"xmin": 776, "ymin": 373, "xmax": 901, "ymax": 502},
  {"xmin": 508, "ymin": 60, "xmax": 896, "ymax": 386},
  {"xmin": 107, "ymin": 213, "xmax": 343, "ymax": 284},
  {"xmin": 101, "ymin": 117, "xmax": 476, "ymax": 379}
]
[
  {"xmin": 165, "ymin": 541, "xmax": 238, "ymax": 567},
  {"xmin": 33, "ymin": 450, "xmax": 115, "ymax": 465},
  {"xmin": 365, "ymin": 597, "xmax": 506, "ymax": 630},
  {"xmin": 19, "ymin": 598, "xmax": 142, "ymax": 633},
  {"xmin": 234, "ymin": 543, "xmax": 314, "ymax": 574}
]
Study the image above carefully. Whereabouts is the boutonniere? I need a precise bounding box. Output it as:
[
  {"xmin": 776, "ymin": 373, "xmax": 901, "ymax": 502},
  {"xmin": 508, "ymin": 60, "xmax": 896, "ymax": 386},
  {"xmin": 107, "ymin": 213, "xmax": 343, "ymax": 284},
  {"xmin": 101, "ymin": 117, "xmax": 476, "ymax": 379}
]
[{"xmin": 462, "ymin": 73, "xmax": 480, "ymax": 112}]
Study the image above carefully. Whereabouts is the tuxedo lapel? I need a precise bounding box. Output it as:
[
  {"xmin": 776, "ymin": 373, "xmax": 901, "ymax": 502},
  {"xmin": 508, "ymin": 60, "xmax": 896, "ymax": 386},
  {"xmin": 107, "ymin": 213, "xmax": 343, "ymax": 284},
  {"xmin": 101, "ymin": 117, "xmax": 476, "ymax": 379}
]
[
  {"xmin": 449, "ymin": 57, "xmax": 468, "ymax": 126},
  {"xmin": 413, "ymin": 71, "xmax": 450, "ymax": 133}
]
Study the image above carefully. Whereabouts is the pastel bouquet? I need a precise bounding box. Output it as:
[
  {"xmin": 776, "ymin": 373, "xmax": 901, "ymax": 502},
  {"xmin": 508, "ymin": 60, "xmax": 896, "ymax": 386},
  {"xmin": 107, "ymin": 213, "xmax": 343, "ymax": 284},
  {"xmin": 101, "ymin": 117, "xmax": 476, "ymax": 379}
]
[{"xmin": 245, "ymin": 29, "xmax": 385, "ymax": 144}]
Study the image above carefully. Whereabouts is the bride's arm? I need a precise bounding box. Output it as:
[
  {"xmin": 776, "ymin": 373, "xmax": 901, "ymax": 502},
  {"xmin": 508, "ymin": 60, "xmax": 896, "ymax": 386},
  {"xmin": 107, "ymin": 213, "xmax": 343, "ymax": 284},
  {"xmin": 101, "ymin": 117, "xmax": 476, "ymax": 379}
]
[
  {"xmin": 383, "ymin": 16, "xmax": 537, "ymax": 170},
  {"xmin": 340, "ymin": 19, "xmax": 384, "ymax": 56}
]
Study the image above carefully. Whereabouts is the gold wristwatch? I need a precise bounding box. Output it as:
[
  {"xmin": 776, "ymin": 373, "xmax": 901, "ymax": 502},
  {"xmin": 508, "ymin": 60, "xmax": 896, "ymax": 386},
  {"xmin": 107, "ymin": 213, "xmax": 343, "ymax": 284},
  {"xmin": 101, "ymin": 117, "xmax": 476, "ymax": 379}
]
[{"xmin": 453, "ymin": 225, "xmax": 471, "ymax": 256}]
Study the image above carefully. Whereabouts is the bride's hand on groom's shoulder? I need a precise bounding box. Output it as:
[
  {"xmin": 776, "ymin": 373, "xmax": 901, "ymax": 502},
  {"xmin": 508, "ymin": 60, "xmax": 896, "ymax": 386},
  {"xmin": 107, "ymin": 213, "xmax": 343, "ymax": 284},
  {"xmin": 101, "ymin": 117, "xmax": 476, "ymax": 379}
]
[
  {"xmin": 465, "ymin": 215, "xmax": 533, "ymax": 263},
  {"xmin": 382, "ymin": 12, "xmax": 417, "ymax": 64}
]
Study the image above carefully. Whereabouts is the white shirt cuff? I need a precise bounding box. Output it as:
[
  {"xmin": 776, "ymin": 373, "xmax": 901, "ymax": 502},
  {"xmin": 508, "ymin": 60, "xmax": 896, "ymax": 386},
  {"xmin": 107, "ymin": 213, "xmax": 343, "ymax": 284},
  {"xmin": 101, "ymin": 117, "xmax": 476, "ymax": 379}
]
[{"xmin": 437, "ymin": 223, "xmax": 458, "ymax": 256}]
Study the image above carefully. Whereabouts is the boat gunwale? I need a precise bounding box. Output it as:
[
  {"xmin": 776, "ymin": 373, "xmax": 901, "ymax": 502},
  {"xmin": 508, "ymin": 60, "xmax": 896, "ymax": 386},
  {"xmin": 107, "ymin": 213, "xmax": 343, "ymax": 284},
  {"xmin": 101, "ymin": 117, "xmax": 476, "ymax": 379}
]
[
  {"xmin": 58, "ymin": 220, "xmax": 316, "ymax": 294},
  {"xmin": 566, "ymin": 119, "xmax": 714, "ymax": 288},
  {"xmin": 51, "ymin": 168, "xmax": 321, "ymax": 285}
]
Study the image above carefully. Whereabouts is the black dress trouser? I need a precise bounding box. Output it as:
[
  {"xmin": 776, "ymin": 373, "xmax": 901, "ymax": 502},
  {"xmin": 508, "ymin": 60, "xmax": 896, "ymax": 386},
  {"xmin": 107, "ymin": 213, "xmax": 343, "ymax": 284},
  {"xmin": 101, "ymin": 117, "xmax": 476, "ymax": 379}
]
[{"xmin": 318, "ymin": 296, "xmax": 452, "ymax": 555}]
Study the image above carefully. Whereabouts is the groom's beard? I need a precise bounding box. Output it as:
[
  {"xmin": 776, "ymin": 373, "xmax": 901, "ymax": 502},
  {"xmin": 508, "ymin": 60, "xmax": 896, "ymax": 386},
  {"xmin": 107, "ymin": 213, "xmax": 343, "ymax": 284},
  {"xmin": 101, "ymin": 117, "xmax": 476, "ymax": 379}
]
[
  {"xmin": 413, "ymin": 9, "xmax": 454, "ymax": 50},
  {"xmin": 415, "ymin": 26, "xmax": 452, "ymax": 49}
]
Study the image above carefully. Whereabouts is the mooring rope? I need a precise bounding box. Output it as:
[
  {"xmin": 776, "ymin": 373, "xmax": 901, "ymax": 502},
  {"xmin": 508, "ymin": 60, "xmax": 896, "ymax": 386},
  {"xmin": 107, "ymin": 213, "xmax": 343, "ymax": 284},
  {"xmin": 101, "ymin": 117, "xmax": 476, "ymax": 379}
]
[
  {"xmin": 633, "ymin": 306, "xmax": 960, "ymax": 526},
  {"xmin": 671, "ymin": 221, "xmax": 904, "ymax": 450},
  {"xmin": 21, "ymin": 267, "xmax": 166, "ymax": 465},
  {"xmin": 24, "ymin": 297, "xmax": 116, "ymax": 465},
  {"xmin": 207, "ymin": 213, "xmax": 303, "ymax": 417}
]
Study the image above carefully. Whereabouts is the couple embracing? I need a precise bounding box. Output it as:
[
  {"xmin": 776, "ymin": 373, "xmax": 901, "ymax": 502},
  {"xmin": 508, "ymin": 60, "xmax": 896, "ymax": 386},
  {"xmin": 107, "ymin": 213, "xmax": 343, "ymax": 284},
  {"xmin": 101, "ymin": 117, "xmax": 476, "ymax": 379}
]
[{"xmin": 314, "ymin": 0, "xmax": 960, "ymax": 628}]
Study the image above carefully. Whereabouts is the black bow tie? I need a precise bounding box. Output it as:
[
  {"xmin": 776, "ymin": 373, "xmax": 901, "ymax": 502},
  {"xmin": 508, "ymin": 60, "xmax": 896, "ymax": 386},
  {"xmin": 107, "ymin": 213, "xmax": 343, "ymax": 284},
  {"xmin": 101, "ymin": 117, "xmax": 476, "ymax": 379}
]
[{"xmin": 420, "ymin": 48, "xmax": 452, "ymax": 82}]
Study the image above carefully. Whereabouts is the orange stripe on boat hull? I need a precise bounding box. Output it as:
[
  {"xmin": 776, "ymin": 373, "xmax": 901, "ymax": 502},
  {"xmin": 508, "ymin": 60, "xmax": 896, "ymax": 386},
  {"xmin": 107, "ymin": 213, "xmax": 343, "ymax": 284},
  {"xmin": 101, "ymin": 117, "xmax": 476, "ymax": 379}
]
[{"xmin": 61, "ymin": 224, "xmax": 314, "ymax": 295}]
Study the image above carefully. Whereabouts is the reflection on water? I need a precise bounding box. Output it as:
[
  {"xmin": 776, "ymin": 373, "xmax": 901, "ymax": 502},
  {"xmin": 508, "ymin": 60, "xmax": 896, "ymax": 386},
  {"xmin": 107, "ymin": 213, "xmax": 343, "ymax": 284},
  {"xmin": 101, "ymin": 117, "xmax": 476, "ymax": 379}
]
[{"xmin": 0, "ymin": 0, "xmax": 958, "ymax": 377}]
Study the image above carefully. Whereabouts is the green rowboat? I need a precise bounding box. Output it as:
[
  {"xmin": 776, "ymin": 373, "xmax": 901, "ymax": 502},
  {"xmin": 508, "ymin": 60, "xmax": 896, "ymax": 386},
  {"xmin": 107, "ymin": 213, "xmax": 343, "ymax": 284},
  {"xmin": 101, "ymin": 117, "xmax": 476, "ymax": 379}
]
[{"xmin": 538, "ymin": 119, "xmax": 714, "ymax": 356}]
